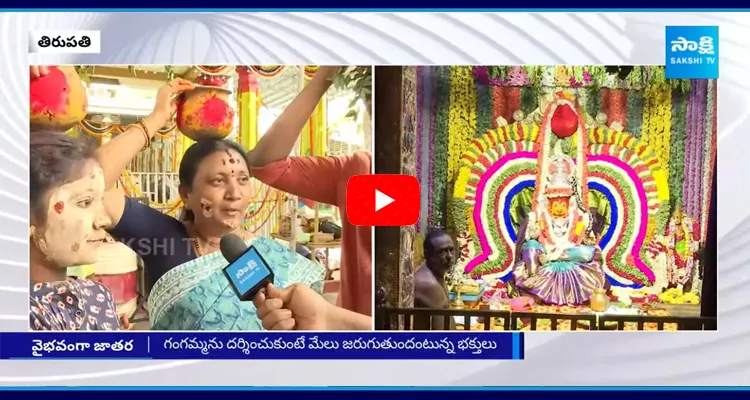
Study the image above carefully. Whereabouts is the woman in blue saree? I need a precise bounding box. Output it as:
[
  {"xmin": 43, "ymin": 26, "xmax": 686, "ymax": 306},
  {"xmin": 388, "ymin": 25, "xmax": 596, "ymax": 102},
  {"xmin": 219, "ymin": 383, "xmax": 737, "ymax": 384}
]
[
  {"xmin": 99, "ymin": 99, "xmax": 330, "ymax": 330},
  {"xmin": 148, "ymin": 236, "xmax": 325, "ymax": 330}
]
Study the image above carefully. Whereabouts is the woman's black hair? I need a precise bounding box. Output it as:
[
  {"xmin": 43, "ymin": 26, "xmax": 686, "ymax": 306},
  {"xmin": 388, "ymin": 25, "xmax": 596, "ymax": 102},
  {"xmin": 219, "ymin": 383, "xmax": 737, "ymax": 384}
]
[
  {"xmin": 178, "ymin": 138, "xmax": 249, "ymax": 221},
  {"xmin": 30, "ymin": 131, "xmax": 97, "ymax": 220}
]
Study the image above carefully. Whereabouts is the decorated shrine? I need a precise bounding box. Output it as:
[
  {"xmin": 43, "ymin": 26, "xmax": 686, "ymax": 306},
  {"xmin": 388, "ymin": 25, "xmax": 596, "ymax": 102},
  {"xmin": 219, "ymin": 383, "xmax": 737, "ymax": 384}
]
[{"xmin": 404, "ymin": 65, "xmax": 716, "ymax": 330}]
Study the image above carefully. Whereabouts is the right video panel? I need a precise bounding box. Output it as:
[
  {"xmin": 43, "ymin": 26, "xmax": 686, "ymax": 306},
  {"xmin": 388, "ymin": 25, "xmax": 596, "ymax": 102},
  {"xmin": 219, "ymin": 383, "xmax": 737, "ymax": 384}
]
[{"xmin": 374, "ymin": 65, "xmax": 717, "ymax": 332}]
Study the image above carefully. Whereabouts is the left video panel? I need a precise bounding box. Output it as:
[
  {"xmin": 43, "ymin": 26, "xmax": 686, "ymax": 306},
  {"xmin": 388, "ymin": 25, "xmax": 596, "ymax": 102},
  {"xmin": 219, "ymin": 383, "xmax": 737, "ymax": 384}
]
[{"xmin": 28, "ymin": 65, "xmax": 374, "ymax": 331}]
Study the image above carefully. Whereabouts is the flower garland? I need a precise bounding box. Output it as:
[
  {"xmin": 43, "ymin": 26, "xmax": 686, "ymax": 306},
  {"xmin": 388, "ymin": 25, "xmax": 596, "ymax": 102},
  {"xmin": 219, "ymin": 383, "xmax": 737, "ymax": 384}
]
[
  {"xmin": 447, "ymin": 66, "xmax": 477, "ymax": 183},
  {"xmin": 702, "ymin": 80, "xmax": 717, "ymax": 241},
  {"xmin": 642, "ymin": 83, "xmax": 672, "ymax": 175},
  {"xmin": 427, "ymin": 67, "xmax": 438, "ymax": 232},
  {"xmin": 585, "ymin": 85, "xmax": 601, "ymax": 119},
  {"xmin": 505, "ymin": 66, "xmax": 530, "ymax": 86},
  {"xmin": 588, "ymin": 127, "xmax": 670, "ymax": 240},
  {"xmin": 470, "ymin": 161, "xmax": 537, "ymax": 277},
  {"xmin": 520, "ymin": 87, "xmax": 536, "ymax": 116},
  {"xmin": 416, "ymin": 67, "xmax": 425, "ymax": 234},
  {"xmin": 588, "ymin": 164, "xmax": 651, "ymax": 286},
  {"xmin": 79, "ymin": 120, "xmax": 116, "ymax": 138},
  {"xmin": 475, "ymin": 78, "xmax": 492, "ymax": 138},
  {"xmin": 569, "ymin": 68, "xmax": 592, "ymax": 87},
  {"xmin": 626, "ymin": 88, "xmax": 644, "ymax": 137},
  {"xmin": 683, "ymin": 80, "xmax": 707, "ymax": 219},
  {"xmin": 554, "ymin": 66, "xmax": 570, "ymax": 87},
  {"xmin": 607, "ymin": 88, "xmax": 628, "ymax": 130},
  {"xmin": 503, "ymin": 88, "xmax": 521, "ymax": 122},
  {"xmin": 700, "ymin": 80, "xmax": 717, "ymax": 241},
  {"xmin": 452, "ymin": 167, "xmax": 472, "ymax": 233},
  {"xmin": 491, "ymin": 86, "xmax": 504, "ymax": 127},
  {"xmin": 432, "ymin": 66, "xmax": 450, "ymax": 228},
  {"xmin": 668, "ymin": 90, "xmax": 687, "ymax": 212},
  {"xmin": 79, "ymin": 121, "xmax": 177, "ymax": 139},
  {"xmin": 250, "ymin": 65, "xmax": 286, "ymax": 78}
]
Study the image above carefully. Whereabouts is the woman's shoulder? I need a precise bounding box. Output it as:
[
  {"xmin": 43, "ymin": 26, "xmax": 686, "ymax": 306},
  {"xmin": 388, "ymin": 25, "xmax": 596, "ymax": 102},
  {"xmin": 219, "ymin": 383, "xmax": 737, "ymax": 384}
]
[
  {"xmin": 109, "ymin": 196, "xmax": 186, "ymax": 240},
  {"xmin": 74, "ymin": 277, "xmax": 115, "ymax": 295}
]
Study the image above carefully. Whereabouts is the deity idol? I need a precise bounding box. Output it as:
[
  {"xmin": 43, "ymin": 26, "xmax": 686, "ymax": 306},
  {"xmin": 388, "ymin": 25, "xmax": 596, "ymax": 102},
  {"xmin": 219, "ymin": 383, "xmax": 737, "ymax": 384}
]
[
  {"xmin": 663, "ymin": 207, "xmax": 700, "ymax": 292},
  {"xmin": 509, "ymin": 95, "xmax": 607, "ymax": 305}
]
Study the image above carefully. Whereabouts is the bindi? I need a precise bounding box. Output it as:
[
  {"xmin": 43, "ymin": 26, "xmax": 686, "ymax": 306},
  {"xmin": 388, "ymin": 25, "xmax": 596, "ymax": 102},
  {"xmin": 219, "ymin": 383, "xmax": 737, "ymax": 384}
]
[{"xmin": 53, "ymin": 202, "xmax": 64, "ymax": 214}]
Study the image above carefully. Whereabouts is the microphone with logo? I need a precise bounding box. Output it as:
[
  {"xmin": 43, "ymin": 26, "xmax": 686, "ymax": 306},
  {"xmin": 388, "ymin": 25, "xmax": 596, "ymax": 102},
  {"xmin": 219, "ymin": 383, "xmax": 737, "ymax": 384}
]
[{"xmin": 220, "ymin": 234, "xmax": 275, "ymax": 302}]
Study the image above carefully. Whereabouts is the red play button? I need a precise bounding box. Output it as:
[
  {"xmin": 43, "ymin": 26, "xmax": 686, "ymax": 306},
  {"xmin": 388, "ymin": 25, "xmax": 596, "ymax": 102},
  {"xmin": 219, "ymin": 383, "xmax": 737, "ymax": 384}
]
[{"xmin": 346, "ymin": 175, "xmax": 420, "ymax": 227}]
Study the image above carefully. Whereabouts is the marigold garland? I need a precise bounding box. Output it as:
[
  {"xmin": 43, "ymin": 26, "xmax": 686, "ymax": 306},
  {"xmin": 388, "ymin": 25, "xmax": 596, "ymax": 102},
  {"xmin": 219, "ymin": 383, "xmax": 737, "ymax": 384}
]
[
  {"xmin": 447, "ymin": 66, "xmax": 477, "ymax": 182},
  {"xmin": 607, "ymin": 88, "xmax": 628, "ymax": 129},
  {"xmin": 668, "ymin": 90, "xmax": 687, "ymax": 211},
  {"xmin": 642, "ymin": 84, "xmax": 672, "ymax": 175}
]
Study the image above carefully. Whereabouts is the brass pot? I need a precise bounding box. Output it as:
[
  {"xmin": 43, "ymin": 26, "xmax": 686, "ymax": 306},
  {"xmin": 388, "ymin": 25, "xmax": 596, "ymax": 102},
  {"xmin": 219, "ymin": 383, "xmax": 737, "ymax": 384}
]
[
  {"xmin": 590, "ymin": 288, "xmax": 610, "ymax": 312},
  {"xmin": 30, "ymin": 66, "xmax": 88, "ymax": 132},
  {"xmin": 176, "ymin": 85, "xmax": 234, "ymax": 140}
]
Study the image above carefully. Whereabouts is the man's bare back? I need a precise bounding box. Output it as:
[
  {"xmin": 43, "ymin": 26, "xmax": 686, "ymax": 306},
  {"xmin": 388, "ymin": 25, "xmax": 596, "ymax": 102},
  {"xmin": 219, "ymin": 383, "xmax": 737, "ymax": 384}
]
[{"xmin": 414, "ymin": 265, "xmax": 453, "ymax": 330}]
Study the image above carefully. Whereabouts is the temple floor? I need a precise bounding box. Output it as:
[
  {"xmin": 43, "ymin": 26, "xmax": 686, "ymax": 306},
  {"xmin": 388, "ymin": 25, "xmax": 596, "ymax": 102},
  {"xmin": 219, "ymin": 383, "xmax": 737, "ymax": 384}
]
[{"xmin": 451, "ymin": 303, "xmax": 681, "ymax": 331}]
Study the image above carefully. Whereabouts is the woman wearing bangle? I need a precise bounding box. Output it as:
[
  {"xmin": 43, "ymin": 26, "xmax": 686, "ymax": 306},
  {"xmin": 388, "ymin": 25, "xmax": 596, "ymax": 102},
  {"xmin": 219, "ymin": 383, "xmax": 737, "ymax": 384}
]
[{"xmin": 29, "ymin": 68, "xmax": 334, "ymax": 331}]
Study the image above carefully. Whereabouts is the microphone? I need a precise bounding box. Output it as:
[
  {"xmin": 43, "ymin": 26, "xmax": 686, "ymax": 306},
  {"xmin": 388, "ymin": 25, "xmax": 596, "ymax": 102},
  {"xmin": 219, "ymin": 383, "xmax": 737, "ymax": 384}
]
[
  {"xmin": 220, "ymin": 234, "xmax": 275, "ymax": 301},
  {"xmin": 220, "ymin": 233, "xmax": 248, "ymax": 263}
]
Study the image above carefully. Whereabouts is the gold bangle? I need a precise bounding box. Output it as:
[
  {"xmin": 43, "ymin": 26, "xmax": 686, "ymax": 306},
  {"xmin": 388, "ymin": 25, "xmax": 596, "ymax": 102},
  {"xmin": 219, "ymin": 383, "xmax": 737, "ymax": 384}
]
[
  {"xmin": 128, "ymin": 123, "xmax": 150, "ymax": 149},
  {"xmin": 136, "ymin": 119, "xmax": 152, "ymax": 148}
]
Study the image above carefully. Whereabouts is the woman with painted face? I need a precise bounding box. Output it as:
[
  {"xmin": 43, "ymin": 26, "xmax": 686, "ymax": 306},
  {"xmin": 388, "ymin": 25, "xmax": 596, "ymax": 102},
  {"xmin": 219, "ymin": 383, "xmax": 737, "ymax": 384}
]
[{"xmin": 29, "ymin": 131, "xmax": 124, "ymax": 330}]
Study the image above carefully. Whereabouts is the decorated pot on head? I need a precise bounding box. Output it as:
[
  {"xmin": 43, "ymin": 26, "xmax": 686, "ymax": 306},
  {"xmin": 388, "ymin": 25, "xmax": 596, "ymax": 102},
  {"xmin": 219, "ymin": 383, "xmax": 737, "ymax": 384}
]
[
  {"xmin": 176, "ymin": 85, "xmax": 234, "ymax": 141},
  {"xmin": 30, "ymin": 66, "xmax": 88, "ymax": 132}
]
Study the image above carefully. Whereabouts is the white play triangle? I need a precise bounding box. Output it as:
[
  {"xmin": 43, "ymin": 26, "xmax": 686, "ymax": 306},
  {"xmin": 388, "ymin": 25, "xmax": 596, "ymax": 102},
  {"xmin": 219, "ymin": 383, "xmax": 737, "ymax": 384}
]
[{"xmin": 375, "ymin": 190, "xmax": 395, "ymax": 212}]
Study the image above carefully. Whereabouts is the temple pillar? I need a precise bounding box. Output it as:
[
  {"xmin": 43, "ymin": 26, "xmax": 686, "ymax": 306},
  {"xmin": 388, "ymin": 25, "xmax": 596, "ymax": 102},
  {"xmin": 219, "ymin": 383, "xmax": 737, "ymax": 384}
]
[{"xmin": 374, "ymin": 66, "xmax": 417, "ymax": 312}]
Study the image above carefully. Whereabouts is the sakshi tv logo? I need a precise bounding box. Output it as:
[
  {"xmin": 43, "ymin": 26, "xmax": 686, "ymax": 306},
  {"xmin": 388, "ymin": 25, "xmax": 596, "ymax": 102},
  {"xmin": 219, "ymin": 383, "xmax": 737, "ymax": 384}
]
[
  {"xmin": 665, "ymin": 26, "xmax": 719, "ymax": 79},
  {"xmin": 235, "ymin": 260, "xmax": 258, "ymax": 278}
]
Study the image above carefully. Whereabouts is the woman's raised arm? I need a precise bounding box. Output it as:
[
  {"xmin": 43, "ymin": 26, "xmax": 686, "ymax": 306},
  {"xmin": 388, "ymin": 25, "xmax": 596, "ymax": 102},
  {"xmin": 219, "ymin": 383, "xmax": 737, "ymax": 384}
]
[
  {"xmin": 245, "ymin": 67, "xmax": 339, "ymax": 168},
  {"xmin": 96, "ymin": 78, "xmax": 194, "ymax": 190}
]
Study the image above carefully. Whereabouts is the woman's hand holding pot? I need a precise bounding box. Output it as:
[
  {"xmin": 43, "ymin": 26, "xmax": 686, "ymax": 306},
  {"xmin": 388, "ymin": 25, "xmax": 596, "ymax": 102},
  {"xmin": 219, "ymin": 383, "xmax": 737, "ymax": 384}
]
[{"xmin": 149, "ymin": 78, "xmax": 195, "ymax": 129}]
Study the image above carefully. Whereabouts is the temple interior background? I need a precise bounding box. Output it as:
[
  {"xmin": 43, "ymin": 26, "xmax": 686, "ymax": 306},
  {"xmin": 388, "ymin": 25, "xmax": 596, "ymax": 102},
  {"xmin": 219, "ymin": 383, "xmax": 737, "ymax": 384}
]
[{"xmin": 375, "ymin": 65, "xmax": 717, "ymax": 331}]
